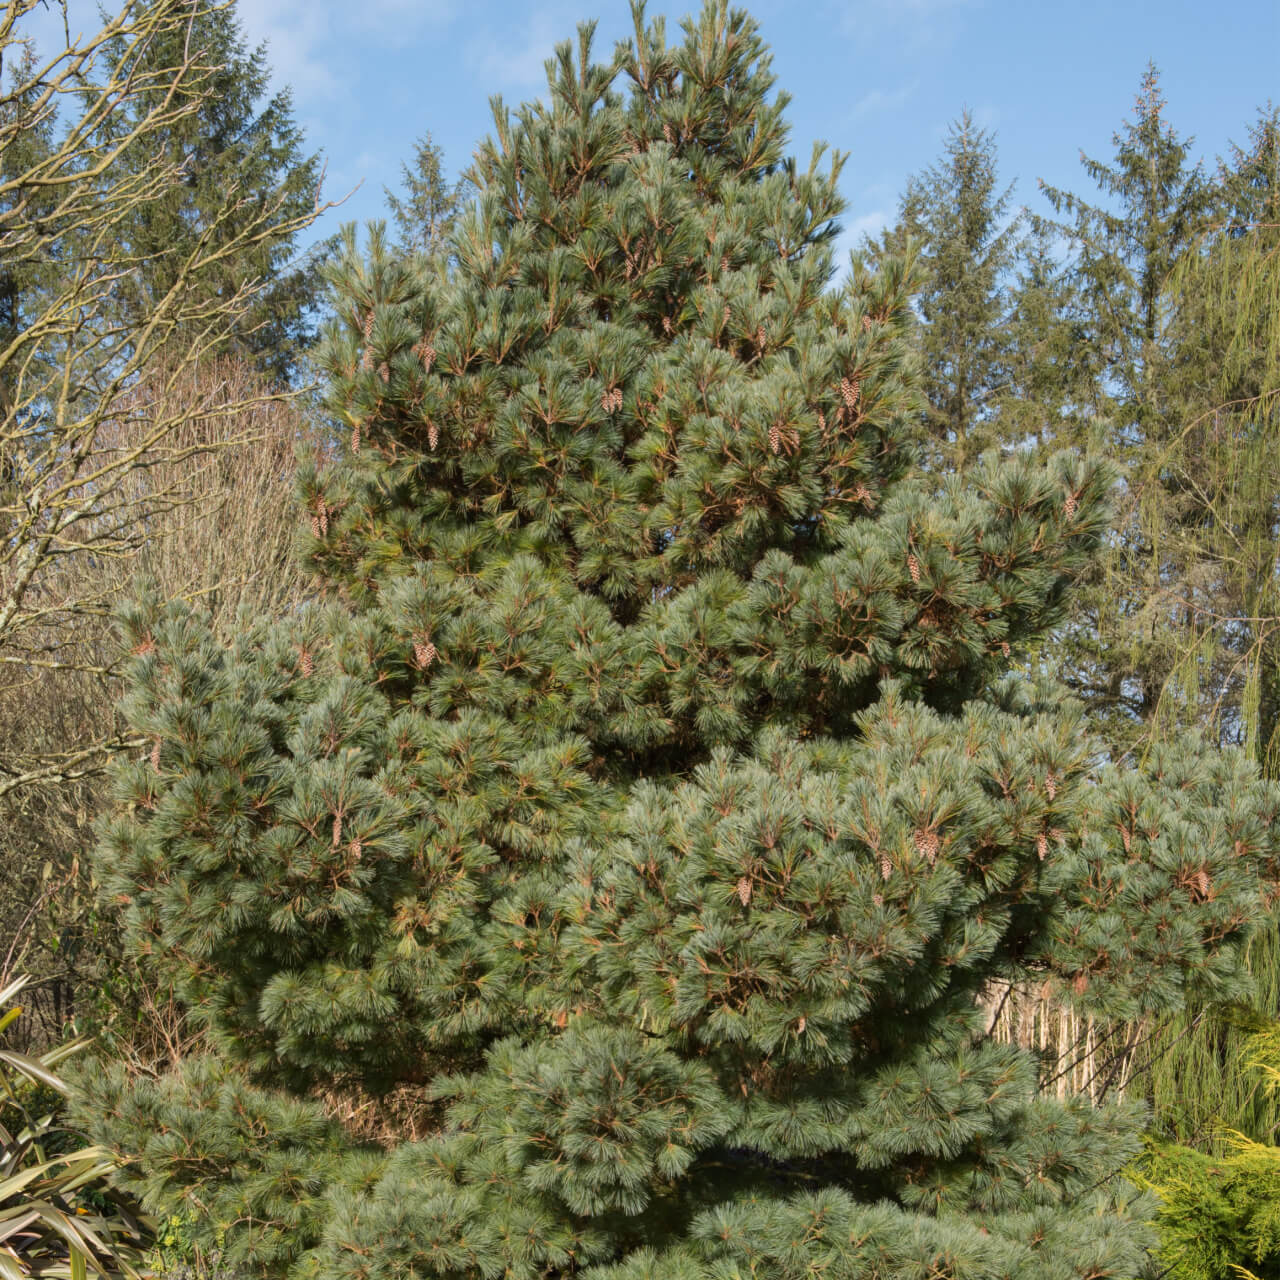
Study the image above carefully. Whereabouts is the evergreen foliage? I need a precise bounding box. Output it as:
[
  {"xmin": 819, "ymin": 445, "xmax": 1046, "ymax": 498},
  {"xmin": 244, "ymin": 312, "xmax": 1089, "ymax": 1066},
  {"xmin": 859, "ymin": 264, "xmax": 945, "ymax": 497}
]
[
  {"xmin": 81, "ymin": 7, "xmax": 1280, "ymax": 1278},
  {"xmin": 384, "ymin": 133, "xmax": 468, "ymax": 258},
  {"xmin": 867, "ymin": 112, "xmax": 1020, "ymax": 469},
  {"xmin": 1102, "ymin": 100, "xmax": 1280, "ymax": 1162},
  {"xmin": 0, "ymin": 977, "xmax": 152, "ymax": 1279},
  {"xmin": 1138, "ymin": 1021, "xmax": 1280, "ymax": 1279},
  {"xmin": 95, "ymin": 2, "xmax": 329, "ymax": 380},
  {"xmin": 1036, "ymin": 65, "xmax": 1218, "ymax": 747}
]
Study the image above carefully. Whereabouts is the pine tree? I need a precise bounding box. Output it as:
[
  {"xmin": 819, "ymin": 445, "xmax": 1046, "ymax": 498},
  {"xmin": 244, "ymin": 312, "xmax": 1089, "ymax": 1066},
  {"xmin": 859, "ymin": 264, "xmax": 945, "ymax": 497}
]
[
  {"xmin": 868, "ymin": 112, "xmax": 1020, "ymax": 469},
  {"xmin": 95, "ymin": 0, "xmax": 329, "ymax": 381},
  {"xmin": 1116, "ymin": 104, "xmax": 1280, "ymax": 1162},
  {"xmin": 80, "ymin": 8, "xmax": 1280, "ymax": 1279},
  {"xmin": 991, "ymin": 221, "xmax": 1108, "ymax": 457},
  {"xmin": 1037, "ymin": 65, "xmax": 1217, "ymax": 749},
  {"xmin": 384, "ymin": 133, "xmax": 468, "ymax": 258},
  {"xmin": 0, "ymin": 42, "xmax": 57, "ymax": 427}
]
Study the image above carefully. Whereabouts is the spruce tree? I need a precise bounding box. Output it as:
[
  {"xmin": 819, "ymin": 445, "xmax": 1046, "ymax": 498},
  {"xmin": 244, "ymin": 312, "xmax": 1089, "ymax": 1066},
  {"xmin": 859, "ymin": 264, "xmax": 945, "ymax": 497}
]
[
  {"xmin": 1119, "ymin": 105, "xmax": 1280, "ymax": 1161},
  {"xmin": 384, "ymin": 133, "xmax": 468, "ymax": 258},
  {"xmin": 81, "ymin": 8, "xmax": 1280, "ymax": 1278},
  {"xmin": 1037, "ymin": 65, "xmax": 1217, "ymax": 749},
  {"xmin": 868, "ymin": 112, "xmax": 1020, "ymax": 469},
  {"xmin": 95, "ymin": 1, "xmax": 329, "ymax": 380}
]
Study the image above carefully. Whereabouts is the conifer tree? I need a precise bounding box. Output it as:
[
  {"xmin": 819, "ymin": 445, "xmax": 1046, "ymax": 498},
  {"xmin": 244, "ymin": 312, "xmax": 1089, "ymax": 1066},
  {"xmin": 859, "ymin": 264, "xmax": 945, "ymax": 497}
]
[
  {"xmin": 869, "ymin": 112, "xmax": 1020, "ymax": 469},
  {"xmin": 0, "ymin": 42, "xmax": 56, "ymax": 427},
  {"xmin": 991, "ymin": 221, "xmax": 1107, "ymax": 457},
  {"xmin": 384, "ymin": 133, "xmax": 468, "ymax": 258},
  {"xmin": 1037, "ymin": 66, "xmax": 1216, "ymax": 747},
  {"xmin": 95, "ymin": 0, "xmax": 329, "ymax": 380},
  {"xmin": 81, "ymin": 8, "xmax": 1280, "ymax": 1279},
  {"xmin": 1116, "ymin": 104, "xmax": 1280, "ymax": 1162}
]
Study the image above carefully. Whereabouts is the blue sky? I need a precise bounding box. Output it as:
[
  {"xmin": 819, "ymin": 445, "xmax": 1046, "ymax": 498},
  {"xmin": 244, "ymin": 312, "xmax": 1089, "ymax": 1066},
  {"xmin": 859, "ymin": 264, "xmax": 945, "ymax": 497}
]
[{"xmin": 28, "ymin": 0, "xmax": 1280, "ymax": 257}]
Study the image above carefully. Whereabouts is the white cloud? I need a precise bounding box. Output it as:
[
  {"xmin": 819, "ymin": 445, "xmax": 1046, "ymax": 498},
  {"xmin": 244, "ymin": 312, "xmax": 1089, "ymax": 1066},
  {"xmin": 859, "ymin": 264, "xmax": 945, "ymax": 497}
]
[
  {"xmin": 845, "ymin": 207, "xmax": 891, "ymax": 242},
  {"xmin": 235, "ymin": 0, "xmax": 340, "ymax": 107},
  {"xmin": 828, "ymin": 208, "xmax": 890, "ymax": 277},
  {"xmin": 851, "ymin": 80, "xmax": 918, "ymax": 120},
  {"xmin": 465, "ymin": 7, "xmax": 568, "ymax": 93},
  {"xmin": 833, "ymin": 0, "xmax": 980, "ymax": 51},
  {"xmin": 234, "ymin": 0, "xmax": 456, "ymax": 122}
]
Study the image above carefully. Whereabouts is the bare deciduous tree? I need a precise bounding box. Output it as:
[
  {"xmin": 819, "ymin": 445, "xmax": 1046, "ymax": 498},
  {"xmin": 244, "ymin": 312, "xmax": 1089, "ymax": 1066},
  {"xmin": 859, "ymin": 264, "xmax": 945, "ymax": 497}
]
[
  {"xmin": 0, "ymin": 0, "xmax": 334, "ymax": 796},
  {"xmin": 0, "ymin": 0, "xmax": 338, "ymax": 1045}
]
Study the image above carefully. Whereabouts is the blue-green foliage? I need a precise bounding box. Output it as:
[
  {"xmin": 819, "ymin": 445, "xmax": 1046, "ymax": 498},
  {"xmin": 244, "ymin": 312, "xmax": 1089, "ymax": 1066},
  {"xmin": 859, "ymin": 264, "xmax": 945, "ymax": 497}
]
[{"xmin": 79, "ymin": 4, "xmax": 1280, "ymax": 1278}]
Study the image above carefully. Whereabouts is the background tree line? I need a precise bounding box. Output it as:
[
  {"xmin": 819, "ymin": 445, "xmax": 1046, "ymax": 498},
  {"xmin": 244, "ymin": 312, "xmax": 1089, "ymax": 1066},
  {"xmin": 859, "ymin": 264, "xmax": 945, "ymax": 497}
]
[
  {"xmin": 0, "ymin": 1, "xmax": 1277, "ymax": 1274},
  {"xmin": 872, "ymin": 71, "xmax": 1280, "ymax": 1274}
]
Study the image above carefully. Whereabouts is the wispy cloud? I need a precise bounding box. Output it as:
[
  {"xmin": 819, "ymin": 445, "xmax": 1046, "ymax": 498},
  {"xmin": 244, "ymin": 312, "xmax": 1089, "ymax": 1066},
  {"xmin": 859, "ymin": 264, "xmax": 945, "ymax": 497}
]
[
  {"xmin": 834, "ymin": 0, "xmax": 980, "ymax": 51},
  {"xmin": 236, "ymin": 0, "xmax": 340, "ymax": 108},
  {"xmin": 844, "ymin": 208, "xmax": 891, "ymax": 244},
  {"xmin": 234, "ymin": 0, "xmax": 456, "ymax": 121},
  {"xmin": 465, "ymin": 6, "xmax": 574, "ymax": 94},
  {"xmin": 851, "ymin": 80, "xmax": 919, "ymax": 120}
]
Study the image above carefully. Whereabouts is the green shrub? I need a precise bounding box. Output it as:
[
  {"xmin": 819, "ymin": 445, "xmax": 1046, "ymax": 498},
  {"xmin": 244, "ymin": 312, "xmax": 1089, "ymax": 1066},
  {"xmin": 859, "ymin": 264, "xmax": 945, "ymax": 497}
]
[
  {"xmin": 0, "ymin": 977, "xmax": 151, "ymax": 1279},
  {"xmin": 1140, "ymin": 1023, "xmax": 1280, "ymax": 1279}
]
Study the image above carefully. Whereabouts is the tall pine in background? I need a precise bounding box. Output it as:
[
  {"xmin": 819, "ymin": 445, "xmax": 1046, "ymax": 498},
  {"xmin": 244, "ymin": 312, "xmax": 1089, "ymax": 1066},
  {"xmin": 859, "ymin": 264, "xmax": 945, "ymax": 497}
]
[
  {"xmin": 1037, "ymin": 65, "xmax": 1216, "ymax": 749},
  {"xmin": 1122, "ymin": 102, "xmax": 1280, "ymax": 1159},
  {"xmin": 868, "ymin": 112, "xmax": 1020, "ymax": 470},
  {"xmin": 384, "ymin": 132, "xmax": 469, "ymax": 259},
  {"xmin": 96, "ymin": 1, "xmax": 329, "ymax": 380},
  {"xmin": 81, "ymin": 7, "xmax": 1280, "ymax": 1279}
]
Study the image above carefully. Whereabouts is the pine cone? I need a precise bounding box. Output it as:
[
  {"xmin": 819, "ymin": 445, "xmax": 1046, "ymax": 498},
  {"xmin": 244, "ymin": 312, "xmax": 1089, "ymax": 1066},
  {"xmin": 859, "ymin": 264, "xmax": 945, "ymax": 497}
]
[
  {"xmin": 1063, "ymin": 492, "xmax": 1078, "ymax": 518},
  {"xmin": 413, "ymin": 638, "xmax": 436, "ymax": 669},
  {"xmin": 840, "ymin": 376, "xmax": 860, "ymax": 408},
  {"xmin": 427, "ymin": 421, "xmax": 439, "ymax": 451},
  {"xmin": 907, "ymin": 552, "xmax": 921, "ymax": 584},
  {"xmin": 768, "ymin": 420, "xmax": 781, "ymax": 454},
  {"xmin": 351, "ymin": 421, "xmax": 362, "ymax": 453},
  {"xmin": 879, "ymin": 852, "xmax": 892, "ymax": 881},
  {"xmin": 417, "ymin": 340, "xmax": 436, "ymax": 373},
  {"xmin": 817, "ymin": 409, "xmax": 826, "ymax": 431},
  {"xmin": 150, "ymin": 738, "xmax": 161, "ymax": 774},
  {"xmin": 913, "ymin": 828, "xmax": 940, "ymax": 866},
  {"xmin": 379, "ymin": 361, "xmax": 390, "ymax": 384},
  {"xmin": 1037, "ymin": 832, "xmax": 1048, "ymax": 861},
  {"xmin": 300, "ymin": 648, "xmax": 314, "ymax": 678},
  {"xmin": 736, "ymin": 876, "xmax": 752, "ymax": 906},
  {"xmin": 861, "ymin": 314, "xmax": 872, "ymax": 332},
  {"xmin": 1045, "ymin": 772, "xmax": 1057, "ymax": 801},
  {"xmin": 332, "ymin": 814, "xmax": 342, "ymax": 848},
  {"xmin": 662, "ymin": 315, "xmax": 673, "ymax": 335},
  {"xmin": 349, "ymin": 839, "xmax": 363, "ymax": 863}
]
